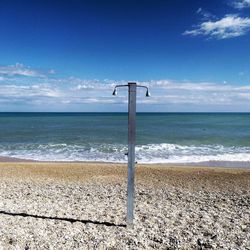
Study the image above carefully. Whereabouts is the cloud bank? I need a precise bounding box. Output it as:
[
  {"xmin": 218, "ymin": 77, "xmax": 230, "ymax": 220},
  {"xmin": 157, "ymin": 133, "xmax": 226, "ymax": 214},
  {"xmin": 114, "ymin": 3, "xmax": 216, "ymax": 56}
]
[
  {"xmin": 0, "ymin": 63, "xmax": 54, "ymax": 77},
  {"xmin": 1, "ymin": 64, "xmax": 250, "ymax": 111}
]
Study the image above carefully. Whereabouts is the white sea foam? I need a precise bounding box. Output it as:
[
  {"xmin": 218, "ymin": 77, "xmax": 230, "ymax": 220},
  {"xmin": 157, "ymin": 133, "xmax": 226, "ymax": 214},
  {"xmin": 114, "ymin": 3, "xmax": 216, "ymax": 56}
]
[
  {"xmin": 135, "ymin": 144, "xmax": 250, "ymax": 163},
  {"xmin": 0, "ymin": 143, "xmax": 250, "ymax": 164}
]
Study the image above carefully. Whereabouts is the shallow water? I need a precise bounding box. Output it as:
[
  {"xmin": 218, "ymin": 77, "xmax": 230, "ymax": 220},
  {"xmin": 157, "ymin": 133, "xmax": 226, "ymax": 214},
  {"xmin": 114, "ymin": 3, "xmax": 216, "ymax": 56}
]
[{"xmin": 0, "ymin": 112, "xmax": 250, "ymax": 166}]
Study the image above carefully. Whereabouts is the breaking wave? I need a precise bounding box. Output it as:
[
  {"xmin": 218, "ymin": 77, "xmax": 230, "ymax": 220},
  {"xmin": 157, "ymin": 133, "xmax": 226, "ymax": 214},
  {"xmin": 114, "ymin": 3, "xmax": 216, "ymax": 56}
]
[{"xmin": 0, "ymin": 143, "xmax": 250, "ymax": 164}]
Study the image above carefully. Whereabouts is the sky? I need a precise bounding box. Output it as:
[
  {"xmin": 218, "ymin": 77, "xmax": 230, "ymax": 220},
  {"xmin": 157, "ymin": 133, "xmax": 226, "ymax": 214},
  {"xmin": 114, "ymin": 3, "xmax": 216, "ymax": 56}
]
[{"xmin": 1, "ymin": 0, "xmax": 250, "ymax": 112}]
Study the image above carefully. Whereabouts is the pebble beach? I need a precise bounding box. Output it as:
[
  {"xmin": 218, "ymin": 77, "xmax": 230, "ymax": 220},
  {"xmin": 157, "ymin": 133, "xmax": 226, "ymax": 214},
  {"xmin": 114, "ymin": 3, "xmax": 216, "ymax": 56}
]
[{"xmin": 0, "ymin": 162, "xmax": 249, "ymax": 249}]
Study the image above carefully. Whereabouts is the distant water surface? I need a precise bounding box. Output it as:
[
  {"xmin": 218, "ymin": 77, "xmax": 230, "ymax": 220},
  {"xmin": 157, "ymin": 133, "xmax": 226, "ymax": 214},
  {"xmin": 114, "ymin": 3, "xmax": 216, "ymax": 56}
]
[{"xmin": 0, "ymin": 112, "xmax": 250, "ymax": 167}]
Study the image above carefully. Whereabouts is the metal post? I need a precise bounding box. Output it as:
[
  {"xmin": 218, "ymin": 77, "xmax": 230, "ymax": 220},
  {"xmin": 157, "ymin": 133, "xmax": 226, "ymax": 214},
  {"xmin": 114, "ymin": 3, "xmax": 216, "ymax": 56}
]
[
  {"xmin": 127, "ymin": 82, "xmax": 136, "ymax": 226},
  {"xmin": 112, "ymin": 82, "xmax": 150, "ymax": 227}
]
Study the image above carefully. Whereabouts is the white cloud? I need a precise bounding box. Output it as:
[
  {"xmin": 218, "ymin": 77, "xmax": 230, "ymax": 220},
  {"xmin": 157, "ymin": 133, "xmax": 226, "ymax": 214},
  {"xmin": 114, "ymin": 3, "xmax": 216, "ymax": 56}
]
[
  {"xmin": 141, "ymin": 79, "xmax": 250, "ymax": 107},
  {"xmin": 232, "ymin": 0, "xmax": 250, "ymax": 9},
  {"xmin": 75, "ymin": 84, "xmax": 95, "ymax": 90},
  {"xmin": 196, "ymin": 7, "xmax": 216, "ymax": 20},
  {"xmin": 1, "ymin": 62, "xmax": 250, "ymax": 111},
  {"xmin": 183, "ymin": 14, "xmax": 250, "ymax": 39},
  {"xmin": 0, "ymin": 84, "xmax": 62, "ymax": 98},
  {"xmin": 0, "ymin": 63, "xmax": 54, "ymax": 77}
]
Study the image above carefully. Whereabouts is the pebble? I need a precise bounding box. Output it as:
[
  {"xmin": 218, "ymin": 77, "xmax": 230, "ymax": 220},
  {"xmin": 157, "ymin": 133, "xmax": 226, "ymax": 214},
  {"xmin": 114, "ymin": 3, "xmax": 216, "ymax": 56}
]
[{"xmin": 0, "ymin": 168, "xmax": 249, "ymax": 249}]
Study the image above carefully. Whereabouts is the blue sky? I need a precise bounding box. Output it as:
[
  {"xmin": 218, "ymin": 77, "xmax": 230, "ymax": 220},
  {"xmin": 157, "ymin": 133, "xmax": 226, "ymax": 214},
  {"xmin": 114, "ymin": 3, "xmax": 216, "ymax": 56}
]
[{"xmin": 1, "ymin": 0, "xmax": 250, "ymax": 111}]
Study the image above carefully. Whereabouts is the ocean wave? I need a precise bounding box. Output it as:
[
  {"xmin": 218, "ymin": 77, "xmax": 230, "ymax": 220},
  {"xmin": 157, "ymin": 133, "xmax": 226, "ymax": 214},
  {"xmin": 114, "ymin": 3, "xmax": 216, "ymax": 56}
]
[{"xmin": 0, "ymin": 142, "xmax": 250, "ymax": 164}]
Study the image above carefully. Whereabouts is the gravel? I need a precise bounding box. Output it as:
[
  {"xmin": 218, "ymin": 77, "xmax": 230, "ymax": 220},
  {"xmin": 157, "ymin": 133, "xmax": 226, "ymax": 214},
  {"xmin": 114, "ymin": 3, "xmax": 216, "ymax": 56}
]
[{"xmin": 0, "ymin": 163, "xmax": 249, "ymax": 249}]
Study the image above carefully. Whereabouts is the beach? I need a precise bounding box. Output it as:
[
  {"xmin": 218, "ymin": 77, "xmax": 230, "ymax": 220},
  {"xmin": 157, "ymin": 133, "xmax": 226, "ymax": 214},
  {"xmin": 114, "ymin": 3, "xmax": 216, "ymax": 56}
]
[{"xmin": 0, "ymin": 162, "xmax": 249, "ymax": 249}]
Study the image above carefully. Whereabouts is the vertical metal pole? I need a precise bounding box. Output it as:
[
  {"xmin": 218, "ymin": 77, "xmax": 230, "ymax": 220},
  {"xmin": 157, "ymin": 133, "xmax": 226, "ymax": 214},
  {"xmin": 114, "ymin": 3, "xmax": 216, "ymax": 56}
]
[{"xmin": 127, "ymin": 82, "xmax": 136, "ymax": 226}]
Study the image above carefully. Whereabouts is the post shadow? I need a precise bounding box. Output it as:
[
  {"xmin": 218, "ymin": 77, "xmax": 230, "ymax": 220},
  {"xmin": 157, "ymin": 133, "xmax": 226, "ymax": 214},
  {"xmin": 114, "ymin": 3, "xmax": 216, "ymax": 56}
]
[{"xmin": 0, "ymin": 210, "xmax": 126, "ymax": 227}]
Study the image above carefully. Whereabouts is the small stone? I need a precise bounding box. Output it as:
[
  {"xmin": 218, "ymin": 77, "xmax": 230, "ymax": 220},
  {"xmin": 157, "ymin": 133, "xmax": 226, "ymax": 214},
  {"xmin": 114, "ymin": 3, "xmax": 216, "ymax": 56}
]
[
  {"xmin": 211, "ymin": 234, "xmax": 217, "ymax": 240},
  {"xmin": 197, "ymin": 238, "xmax": 203, "ymax": 248},
  {"xmin": 169, "ymin": 236, "xmax": 180, "ymax": 248}
]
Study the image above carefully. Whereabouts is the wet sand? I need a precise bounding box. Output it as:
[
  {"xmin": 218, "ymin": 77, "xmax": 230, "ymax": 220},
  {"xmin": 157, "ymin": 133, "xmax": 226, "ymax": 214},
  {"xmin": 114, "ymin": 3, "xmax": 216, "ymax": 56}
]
[{"xmin": 0, "ymin": 162, "xmax": 249, "ymax": 249}]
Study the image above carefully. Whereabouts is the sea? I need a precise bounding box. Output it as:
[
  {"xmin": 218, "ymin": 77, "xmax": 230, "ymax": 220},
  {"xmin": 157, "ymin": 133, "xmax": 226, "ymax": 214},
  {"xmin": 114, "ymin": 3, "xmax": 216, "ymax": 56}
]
[{"xmin": 0, "ymin": 112, "xmax": 250, "ymax": 167}]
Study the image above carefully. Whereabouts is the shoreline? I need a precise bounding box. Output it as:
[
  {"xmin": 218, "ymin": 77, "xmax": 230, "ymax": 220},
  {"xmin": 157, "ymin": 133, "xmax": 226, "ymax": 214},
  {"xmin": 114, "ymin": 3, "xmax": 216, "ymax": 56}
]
[
  {"xmin": 1, "ymin": 155, "xmax": 250, "ymax": 169},
  {"xmin": 0, "ymin": 161, "xmax": 249, "ymax": 182}
]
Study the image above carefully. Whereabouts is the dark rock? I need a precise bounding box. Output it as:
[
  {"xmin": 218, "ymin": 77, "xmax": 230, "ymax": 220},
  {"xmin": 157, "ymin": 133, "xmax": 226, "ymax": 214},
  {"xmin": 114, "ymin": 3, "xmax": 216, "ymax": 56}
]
[
  {"xmin": 169, "ymin": 236, "xmax": 180, "ymax": 248},
  {"xmin": 211, "ymin": 234, "xmax": 217, "ymax": 240}
]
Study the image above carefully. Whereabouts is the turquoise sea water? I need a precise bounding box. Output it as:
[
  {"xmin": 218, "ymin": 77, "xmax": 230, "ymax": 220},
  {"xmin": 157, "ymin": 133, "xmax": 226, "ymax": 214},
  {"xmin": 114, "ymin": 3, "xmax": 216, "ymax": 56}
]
[{"xmin": 0, "ymin": 112, "xmax": 250, "ymax": 166}]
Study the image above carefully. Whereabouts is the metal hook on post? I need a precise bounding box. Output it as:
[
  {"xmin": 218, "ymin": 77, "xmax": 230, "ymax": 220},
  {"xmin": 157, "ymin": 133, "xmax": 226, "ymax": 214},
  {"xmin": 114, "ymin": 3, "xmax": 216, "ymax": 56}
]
[{"xmin": 112, "ymin": 82, "xmax": 150, "ymax": 227}]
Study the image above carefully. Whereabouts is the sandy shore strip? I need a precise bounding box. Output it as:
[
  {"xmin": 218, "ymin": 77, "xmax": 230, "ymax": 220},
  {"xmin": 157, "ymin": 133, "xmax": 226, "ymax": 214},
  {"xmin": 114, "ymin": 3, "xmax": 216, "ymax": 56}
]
[{"xmin": 0, "ymin": 162, "xmax": 249, "ymax": 249}]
